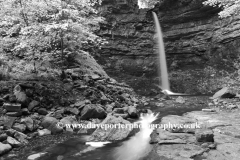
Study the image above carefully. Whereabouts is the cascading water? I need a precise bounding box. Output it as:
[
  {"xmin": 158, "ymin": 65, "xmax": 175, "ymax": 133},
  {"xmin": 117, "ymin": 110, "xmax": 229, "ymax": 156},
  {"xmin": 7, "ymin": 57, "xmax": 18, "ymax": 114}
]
[
  {"xmin": 152, "ymin": 12, "xmax": 187, "ymax": 96},
  {"xmin": 152, "ymin": 12, "xmax": 170, "ymax": 91},
  {"xmin": 114, "ymin": 113, "xmax": 158, "ymax": 160}
]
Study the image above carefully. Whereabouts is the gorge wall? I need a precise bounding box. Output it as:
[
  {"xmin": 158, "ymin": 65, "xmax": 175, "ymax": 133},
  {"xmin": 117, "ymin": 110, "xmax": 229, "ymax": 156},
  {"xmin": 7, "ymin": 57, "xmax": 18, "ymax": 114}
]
[{"xmin": 96, "ymin": 0, "xmax": 240, "ymax": 94}]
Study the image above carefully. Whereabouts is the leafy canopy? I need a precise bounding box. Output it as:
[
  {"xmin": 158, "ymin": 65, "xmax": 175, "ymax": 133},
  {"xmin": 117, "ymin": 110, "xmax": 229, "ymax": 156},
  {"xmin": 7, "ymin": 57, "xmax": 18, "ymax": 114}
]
[
  {"xmin": 0, "ymin": 0, "xmax": 105, "ymax": 68},
  {"xmin": 203, "ymin": 0, "xmax": 240, "ymax": 18},
  {"xmin": 138, "ymin": 0, "xmax": 159, "ymax": 9}
]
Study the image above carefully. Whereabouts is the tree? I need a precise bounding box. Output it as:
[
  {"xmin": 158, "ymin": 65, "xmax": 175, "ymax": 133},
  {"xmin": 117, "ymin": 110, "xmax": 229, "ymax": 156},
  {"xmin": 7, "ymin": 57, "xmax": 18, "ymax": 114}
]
[
  {"xmin": 203, "ymin": 0, "xmax": 240, "ymax": 18},
  {"xmin": 138, "ymin": 0, "xmax": 159, "ymax": 9},
  {"xmin": 0, "ymin": 0, "xmax": 105, "ymax": 74}
]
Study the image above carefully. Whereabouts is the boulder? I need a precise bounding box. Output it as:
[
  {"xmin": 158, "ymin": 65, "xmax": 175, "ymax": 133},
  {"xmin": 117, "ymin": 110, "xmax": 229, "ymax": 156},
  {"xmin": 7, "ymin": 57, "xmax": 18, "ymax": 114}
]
[
  {"xmin": 176, "ymin": 96, "xmax": 185, "ymax": 104},
  {"xmin": 28, "ymin": 100, "xmax": 40, "ymax": 111},
  {"xmin": 41, "ymin": 116, "xmax": 63, "ymax": 134},
  {"xmin": 22, "ymin": 117, "xmax": 34, "ymax": 131},
  {"xmin": 195, "ymin": 129, "xmax": 214, "ymax": 142},
  {"xmin": 0, "ymin": 116, "xmax": 16, "ymax": 128},
  {"xmin": 3, "ymin": 103, "xmax": 21, "ymax": 112},
  {"xmin": 88, "ymin": 115, "xmax": 132, "ymax": 141},
  {"xmin": 21, "ymin": 108, "xmax": 30, "ymax": 115},
  {"xmin": 154, "ymin": 144, "xmax": 205, "ymax": 160},
  {"xmin": 37, "ymin": 108, "xmax": 48, "ymax": 115},
  {"xmin": 38, "ymin": 129, "xmax": 51, "ymax": 136},
  {"xmin": 60, "ymin": 116, "xmax": 78, "ymax": 125},
  {"xmin": 14, "ymin": 131, "xmax": 28, "ymax": 144},
  {"xmin": 27, "ymin": 152, "xmax": 48, "ymax": 160},
  {"xmin": 0, "ymin": 134, "xmax": 7, "ymax": 142},
  {"xmin": 150, "ymin": 128, "xmax": 196, "ymax": 144},
  {"xmin": 80, "ymin": 104, "xmax": 107, "ymax": 120},
  {"xmin": 12, "ymin": 123, "xmax": 26, "ymax": 133},
  {"xmin": 7, "ymin": 136, "xmax": 22, "ymax": 147},
  {"xmin": 64, "ymin": 107, "xmax": 79, "ymax": 115},
  {"xmin": 0, "ymin": 142, "xmax": 12, "ymax": 155},
  {"xmin": 127, "ymin": 106, "xmax": 138, "ymax": 118}
]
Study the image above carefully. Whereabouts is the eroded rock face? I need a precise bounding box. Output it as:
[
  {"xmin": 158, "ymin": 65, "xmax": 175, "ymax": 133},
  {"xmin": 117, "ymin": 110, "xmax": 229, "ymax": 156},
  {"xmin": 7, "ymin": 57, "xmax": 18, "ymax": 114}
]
[
  {"xmin": 98, "ymin": 0, "xmax": 240, "ymax": 73},
  {"xmin": 97, "ymin": 0, "xmax": 240, "ymax": 94}
]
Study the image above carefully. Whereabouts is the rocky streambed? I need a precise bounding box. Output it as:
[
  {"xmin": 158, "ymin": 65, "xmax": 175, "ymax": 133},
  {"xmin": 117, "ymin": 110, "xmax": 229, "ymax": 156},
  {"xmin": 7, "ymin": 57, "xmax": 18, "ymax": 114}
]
[{"xmin": 0, "ymin": 74, "xmax": 240, "ymax": 160}]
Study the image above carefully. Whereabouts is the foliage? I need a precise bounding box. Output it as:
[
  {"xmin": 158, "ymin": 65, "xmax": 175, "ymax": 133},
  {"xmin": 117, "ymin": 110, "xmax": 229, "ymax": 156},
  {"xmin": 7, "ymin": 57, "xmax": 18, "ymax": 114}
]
[
  {"xmin": 203, "ymin": 0, "xmax": 240, "ymax": 18},
  {"xmin": 138, "ymin": 0, "xmax": 159, "ymax": 9},
  {"xmin": 0, "ymin": 0, "xmax": 105, "ymax": 74}
]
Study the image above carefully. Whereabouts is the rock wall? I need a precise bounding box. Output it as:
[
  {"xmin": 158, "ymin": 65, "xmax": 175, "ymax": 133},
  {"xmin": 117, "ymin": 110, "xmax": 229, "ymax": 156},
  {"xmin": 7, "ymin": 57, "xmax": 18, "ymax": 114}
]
[{"xmin": 97, "ymin": 0, "xmax": 240, "ymax": 77}]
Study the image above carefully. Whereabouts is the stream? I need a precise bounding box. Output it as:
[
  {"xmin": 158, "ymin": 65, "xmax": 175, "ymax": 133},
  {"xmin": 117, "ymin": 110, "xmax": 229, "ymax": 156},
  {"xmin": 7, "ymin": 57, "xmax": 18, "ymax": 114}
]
[{"xmin": 2, "ymin": 96, "xmax": 210, "ymax": 160}]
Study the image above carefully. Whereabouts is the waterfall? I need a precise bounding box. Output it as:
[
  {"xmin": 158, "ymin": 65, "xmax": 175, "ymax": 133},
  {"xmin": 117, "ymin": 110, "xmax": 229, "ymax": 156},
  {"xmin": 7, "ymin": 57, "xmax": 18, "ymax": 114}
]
[{"xmin": 152, "ymin": 12, "xmax": 170, "ymax": 91}]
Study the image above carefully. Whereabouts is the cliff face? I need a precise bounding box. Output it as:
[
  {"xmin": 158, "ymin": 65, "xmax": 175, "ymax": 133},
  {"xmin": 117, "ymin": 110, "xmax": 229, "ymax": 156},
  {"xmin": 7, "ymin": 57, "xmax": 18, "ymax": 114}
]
[{"xmin": 97, "ymin": 0, "xmax": 240, "ymax": 77}]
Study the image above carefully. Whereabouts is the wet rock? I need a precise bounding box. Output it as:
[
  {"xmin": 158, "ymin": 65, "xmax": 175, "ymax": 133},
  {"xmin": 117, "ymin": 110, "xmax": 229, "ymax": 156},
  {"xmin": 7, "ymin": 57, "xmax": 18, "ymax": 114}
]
[
  {"xmin": 28, "ymin": 100, "xmax": 40, "ymax": 111},
  {"xmin": 0, "ymin": 142, "xmax": 12, "ymax": 155},
  {"xmin": 176, "ymin": 96, "xmax": 185, "ymax": 104},
  {"xmin": 0, "ymin": 134, "xmax": 7, "ymax": 142},
  {"xmin": 127, "ymin": 106, "xmax": 138, "ymax": 118},
  {"xmin": 150, "ymin": 128, "xmax": 196, "ymax": 144},
  {"xmin": 195, "ymin": 129, "xmax": 214, "ymax": 142},
  {"xmin": 113, "ymin": 108, "xmax": 125, "ymax": 114},
  {"xmin": 38, "ymin": 108, "xmax": 48, "ymax": 115},
  {"xmin": 105, "ymin": 104, "xmax": 113, "ymax": 113},
  {"xmin": 80, "ymin": 104, "xmax": 107, "ymax": 120},
  {"xmin": 38, "ymin": 129, "xmax": 51, "ymax": 136},
  {"xmin": 155, "ymin": 102, "xmax": 164, "ymax": 107},
  {"xmin": 7, "ymin": 136, "xmax": 22, "ymax": 147},
  {"xmin": 12, "ymin": 123, "xmax": 26, "ymax": 133},
  {"xmin": 88, "ymin": 115, "xmax": 132, "ymax": 141},
  {"xmin": 155, "ymin": 144, "xmax": 205, "ymax": 160},
  {"xmin": 3, "ymin": 103, "xmax": 21, "ymax": 112},
  {"xmin": 41, "ymin": 116, "xmax": 63, "ymax": 134},
  {"xmin": 27, "ymin": 152, "xmax": 48, "ymax": 160}
]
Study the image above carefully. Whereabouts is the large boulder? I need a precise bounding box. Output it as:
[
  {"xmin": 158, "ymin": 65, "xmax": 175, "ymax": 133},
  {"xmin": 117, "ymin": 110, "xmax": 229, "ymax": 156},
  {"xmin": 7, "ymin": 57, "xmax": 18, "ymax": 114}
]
[
  {"xmin": 7, "ymin": 136, "xmax": 22, "ymax": 147},
  {"xmin": 41, "ymin": 116, "xmax": 63, "ymax": 134},
  {"xmin": 154, "ymin": 144, "xmax": 206, "ymax": 160},
  {"xmin": 80, "ymin": 104, "xmax": 107, "ymax": 120},
  {"xmin": 88, "ymin": 115, "xmax": 132, "ymax": 141},
  {"xmin": 3, "ymin": 103, "xmax": 21, "ymax": 112},
  {"xmin": 22, "ymin": 117, "xmax": 34, "ymax": 131},
  {"xmin": 150, "ymin": 128, "xmax": 196, "ymax": 144},
  {"xmin": 0, "ymin": 142, "xmax": 12, "ymax": 155},
  {"xmin": 28, "ymin": 100, "xmax": 40, "ymax": 111},
  {"xmin": 195, "ymin": 129, "xmax": 214, "ymax": 142}
]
